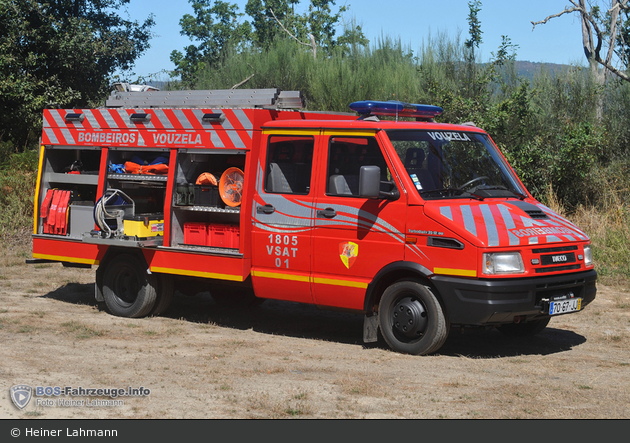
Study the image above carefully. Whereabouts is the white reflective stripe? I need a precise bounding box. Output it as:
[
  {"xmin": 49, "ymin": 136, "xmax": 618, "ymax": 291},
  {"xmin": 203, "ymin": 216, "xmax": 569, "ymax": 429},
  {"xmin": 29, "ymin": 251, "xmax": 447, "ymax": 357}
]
[
  {"xmin": 497, "ymin": 204, "xmax": 520, "ymax": 246},
  {"xmin": 151, "ymin": 110, "xmax": 170, "ymax": 129},
  {"xmin": 115, "ymin": 109, "xmax": 137, "ymax": 128},
  {"xmin": 233, "ymin": 109, "xmax": 253, "ymax": 138},
  {"xmin": 440, "ymin": 206, "xmax": 453, "ymax": 220},
  {"xmin": 191, "ymin": 109, "xmax": 206, "ymax": 125},
  {"xmin": 520, "ymin": 215, "xmax": 534, "ymax": 228},
  {"xmin": 210, "ymin": 131, "xmax": 224, "ymax": 147},
  {"xmin": 480, "ymin": 204, "xmax": 499, "ymax": 246},
  {"xmin": 83, "ymin": 110, "xmax": 101, "ymax": 129},
  {"xmin": 101, "ymin": 111, "xmax": 117, "ymax": 129},
  {"xmin": 50, "ymin": 110, "xmax": 66, "ymax": 128},
  {"xmin": 222, "ymin": 116, "xmax": 246, "ymax": 148},
  {"xmin": 60, "ymin": 128, "xmax": 75, "ymax": 144},
  {"xmin": 172, "ymin": 109, "xmax": 193, "ymax": 129},
  {"xmin": 44, "ymin": 128, "xmax": 58, "ymax": 144},
  {"xmin": 461, "ymin": 205, "xmax": 477, "ymax": 237}
]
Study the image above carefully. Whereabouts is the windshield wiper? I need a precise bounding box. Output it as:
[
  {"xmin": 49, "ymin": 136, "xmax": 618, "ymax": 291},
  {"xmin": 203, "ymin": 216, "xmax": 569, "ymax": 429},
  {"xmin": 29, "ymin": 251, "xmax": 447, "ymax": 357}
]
[
  {"xmin": 419, "ymin": 188, "xmax": 484, "ymax": 200},
  {"xmin": 476, "ymin": 185, "xmax": 526, "ymax": 200}
]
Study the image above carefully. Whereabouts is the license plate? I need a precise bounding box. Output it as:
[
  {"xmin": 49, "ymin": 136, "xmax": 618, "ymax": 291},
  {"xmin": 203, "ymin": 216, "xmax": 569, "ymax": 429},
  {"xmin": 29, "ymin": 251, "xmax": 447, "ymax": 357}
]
[{"xmin": 549, "ymin": 298, "xmax": 582, "ymax": 315}]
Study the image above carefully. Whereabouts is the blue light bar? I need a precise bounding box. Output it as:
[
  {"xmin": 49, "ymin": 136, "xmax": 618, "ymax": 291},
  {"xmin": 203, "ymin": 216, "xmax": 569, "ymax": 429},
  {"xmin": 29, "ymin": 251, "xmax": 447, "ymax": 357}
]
[{"xmin": 349, "ymin": 100, "xmax": 443, "ymax": 119}]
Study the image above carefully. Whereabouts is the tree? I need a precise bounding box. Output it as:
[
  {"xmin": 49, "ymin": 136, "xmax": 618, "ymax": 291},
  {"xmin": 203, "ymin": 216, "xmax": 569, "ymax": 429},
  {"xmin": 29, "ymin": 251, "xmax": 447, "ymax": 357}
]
[
  {"xmin": 245, "ymin": 0, "xmax": 363, "ymax": 54},
  {"xmin": 245, "ymin": 0, "xmax": 299, "ymax": 48},
  {"xmin": 173, "ymin": 0, "xmax": 368, "ymax": 82},
  {"xmin": 532, "ymin": 0, "xmax": 630, "ymax": 83},
  {"xmin": 0, "ymin": 0, "xmax": 155, "ymax": 150},
  {"xmin": 614, "ymin": 2, "xmax": 630, "ymax": 67},
  {"xmin": 170, "ymin": 0, "xmax": 252, "ymax": 85},
  {"xmin": 464, "ymin": 0, "xmax": 483, "ymax": 59}
]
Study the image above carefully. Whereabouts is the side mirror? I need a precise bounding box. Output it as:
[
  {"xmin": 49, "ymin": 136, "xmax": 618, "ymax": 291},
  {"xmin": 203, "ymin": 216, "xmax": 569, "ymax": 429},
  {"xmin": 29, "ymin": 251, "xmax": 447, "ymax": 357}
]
[{"xmin": 359, "ymin": 166, "xmax": 381, "ymax": 198}]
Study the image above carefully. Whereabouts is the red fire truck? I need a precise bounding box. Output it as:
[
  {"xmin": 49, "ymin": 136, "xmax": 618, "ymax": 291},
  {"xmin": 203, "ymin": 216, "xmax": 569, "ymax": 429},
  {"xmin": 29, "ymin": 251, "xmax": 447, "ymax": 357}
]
[{"xmin": 30, "ymin": 86, "xmax": 597, "ymax": 355}]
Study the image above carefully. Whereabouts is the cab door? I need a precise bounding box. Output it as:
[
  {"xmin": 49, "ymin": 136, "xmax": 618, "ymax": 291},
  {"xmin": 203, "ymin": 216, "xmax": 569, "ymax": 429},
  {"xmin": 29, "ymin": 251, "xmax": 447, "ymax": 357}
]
[
  {"xmin": 311, "ymin": 132, "xmax": 407, "ymax": 310},
  {"xmin": 250, "ymin": 132, "xmax": 318, "ymax": 303}
]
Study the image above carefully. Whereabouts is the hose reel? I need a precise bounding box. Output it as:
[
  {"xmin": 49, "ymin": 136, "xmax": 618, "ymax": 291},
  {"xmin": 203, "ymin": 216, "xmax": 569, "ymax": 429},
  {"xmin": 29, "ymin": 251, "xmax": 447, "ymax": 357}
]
[{"xmin": 93, "ymin": 189, "xmax": 135, "ymax": 238}]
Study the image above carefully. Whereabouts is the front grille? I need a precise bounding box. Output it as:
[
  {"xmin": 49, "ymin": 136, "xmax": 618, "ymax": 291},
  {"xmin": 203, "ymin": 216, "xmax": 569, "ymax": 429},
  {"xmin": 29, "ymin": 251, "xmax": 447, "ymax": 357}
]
[
  {"xmin": 535, "ymin": 264, "xmax": 581, "ymax": 274},
  {"xmin": 536, "ymin": 278, "xmax": 586, "ymax": 290},
  {"xmin": 532, "ymin": 245, "xmax": 578, "ymax": 254}
]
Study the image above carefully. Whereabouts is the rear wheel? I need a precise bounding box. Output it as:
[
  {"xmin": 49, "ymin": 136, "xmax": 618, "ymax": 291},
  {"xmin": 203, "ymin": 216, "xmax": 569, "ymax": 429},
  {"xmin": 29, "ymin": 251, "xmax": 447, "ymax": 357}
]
[
  {"xmin": 102, "ymin": 253, "xmax": 157, "ymax": 318},
  {"xmin": 378, "ymin": 281, "xmax": 448, "ymax": 355},
  {"xmin": 497, "ymin": 317, "xmax": 550, "ymax": 336}
]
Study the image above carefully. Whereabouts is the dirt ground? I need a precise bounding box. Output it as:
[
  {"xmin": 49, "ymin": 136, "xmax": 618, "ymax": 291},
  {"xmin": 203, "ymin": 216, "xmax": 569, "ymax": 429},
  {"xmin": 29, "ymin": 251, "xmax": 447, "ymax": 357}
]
[{"xmin": 1, "ymin": 239, "xmax": 629, "ymax": 419}]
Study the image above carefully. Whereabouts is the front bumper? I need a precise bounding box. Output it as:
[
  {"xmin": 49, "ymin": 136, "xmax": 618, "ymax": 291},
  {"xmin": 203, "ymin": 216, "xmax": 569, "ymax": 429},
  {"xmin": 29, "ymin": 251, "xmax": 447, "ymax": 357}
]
[{"xmin": 430, "ymin": 269, "xmax": 597, "ymax": 326}]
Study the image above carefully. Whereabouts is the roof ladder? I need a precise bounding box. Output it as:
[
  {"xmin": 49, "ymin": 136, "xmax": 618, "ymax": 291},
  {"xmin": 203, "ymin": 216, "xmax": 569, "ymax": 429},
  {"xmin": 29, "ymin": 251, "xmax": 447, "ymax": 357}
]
[{"xmin": 104, "ymin": 87, "xmax": 304, "ymax": 109}]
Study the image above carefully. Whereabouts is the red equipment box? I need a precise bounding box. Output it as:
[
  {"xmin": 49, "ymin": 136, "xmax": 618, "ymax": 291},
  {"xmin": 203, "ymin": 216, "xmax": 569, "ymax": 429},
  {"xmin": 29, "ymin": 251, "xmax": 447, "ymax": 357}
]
[
  {"xmin": 183, "ymin": 222, "xmax": 208, "ymax": 246},
  {"xmin": 208, "ymin": 224, "xmax": 239, "ymax": 249}
]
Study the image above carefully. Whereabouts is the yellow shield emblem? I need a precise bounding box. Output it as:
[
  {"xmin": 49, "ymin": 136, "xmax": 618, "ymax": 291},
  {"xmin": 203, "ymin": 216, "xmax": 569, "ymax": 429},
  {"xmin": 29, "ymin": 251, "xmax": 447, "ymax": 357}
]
[{"xmin": 339, "ymin": 242, "xmax": 358, "ymax": 269}]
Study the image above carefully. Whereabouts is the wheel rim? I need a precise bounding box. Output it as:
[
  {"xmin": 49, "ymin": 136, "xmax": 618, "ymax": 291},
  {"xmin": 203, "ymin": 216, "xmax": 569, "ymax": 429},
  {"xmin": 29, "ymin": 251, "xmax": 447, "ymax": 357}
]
[
  {"xmin": 112, "ymin": 266, "xmax": 140, "ymax": 307},
  {"xmin": 391, "ymin": 296, "xmax": 428, "ymax": 340}
]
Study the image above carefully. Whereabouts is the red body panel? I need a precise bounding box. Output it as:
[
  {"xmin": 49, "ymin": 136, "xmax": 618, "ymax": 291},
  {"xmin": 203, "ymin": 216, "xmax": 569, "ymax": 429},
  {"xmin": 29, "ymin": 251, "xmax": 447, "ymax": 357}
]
[{"xmin": 33, "ymin": 237, "xmax": 105, "ymax": 265}]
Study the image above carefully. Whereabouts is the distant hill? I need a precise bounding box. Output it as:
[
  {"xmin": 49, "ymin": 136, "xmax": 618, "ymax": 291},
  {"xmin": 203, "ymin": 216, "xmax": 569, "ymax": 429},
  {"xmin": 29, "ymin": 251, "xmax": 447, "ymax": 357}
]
[{"xmin": 514, "ymin": 61, "xmax": 577, "ymax": 81}]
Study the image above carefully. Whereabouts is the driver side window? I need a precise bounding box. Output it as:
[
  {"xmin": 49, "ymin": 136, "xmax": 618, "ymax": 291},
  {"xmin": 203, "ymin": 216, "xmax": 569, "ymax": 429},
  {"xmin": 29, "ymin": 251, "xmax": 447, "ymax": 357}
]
[{"xmin": 326, "ymin": 136, "xmax": 389, "ymax": 196}]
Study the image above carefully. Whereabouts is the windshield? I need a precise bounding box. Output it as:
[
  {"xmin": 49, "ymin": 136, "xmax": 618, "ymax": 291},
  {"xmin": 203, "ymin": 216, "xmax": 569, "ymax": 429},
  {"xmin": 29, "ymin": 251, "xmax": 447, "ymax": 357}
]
[{"xmin": 386, "ymin": 130, "xmax": 526, "ymax": 200}]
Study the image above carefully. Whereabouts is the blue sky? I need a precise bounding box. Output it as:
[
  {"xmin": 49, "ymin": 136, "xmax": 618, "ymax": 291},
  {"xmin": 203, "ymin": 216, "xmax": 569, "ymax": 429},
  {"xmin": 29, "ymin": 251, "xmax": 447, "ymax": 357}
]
[{"xmin": 121, "ymin": 0, "xmax": 589, "ymax": 80}]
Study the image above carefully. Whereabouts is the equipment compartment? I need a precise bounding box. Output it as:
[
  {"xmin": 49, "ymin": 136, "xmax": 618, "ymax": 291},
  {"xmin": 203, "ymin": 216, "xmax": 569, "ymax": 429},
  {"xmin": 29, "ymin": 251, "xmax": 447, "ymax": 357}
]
[
  {"xmin": 105, "ymin": 148, "xmax": 169, "ymax": 217},
  {"xmin": 37, "ymin": 146, "xmax": 102, "ymax": 236},
  {"xmin": 170, "ymin": 150, "xmax": 245, "ymax": 250}
]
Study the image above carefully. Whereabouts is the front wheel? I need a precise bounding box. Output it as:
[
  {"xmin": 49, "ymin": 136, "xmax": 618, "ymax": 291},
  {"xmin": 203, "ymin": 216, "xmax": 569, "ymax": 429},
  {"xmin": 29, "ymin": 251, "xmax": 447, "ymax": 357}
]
[
  {"xmin": 102, "ymin": 253, "xmax": 157, "ymax": 318},
  {"xmin": 378, "ymin": 281, "xmax": 448, "ymax": 355}
]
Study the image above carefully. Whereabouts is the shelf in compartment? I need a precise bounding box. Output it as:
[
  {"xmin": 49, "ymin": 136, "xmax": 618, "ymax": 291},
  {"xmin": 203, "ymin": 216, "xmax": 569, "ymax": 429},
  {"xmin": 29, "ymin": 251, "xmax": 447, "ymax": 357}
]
[
  {"xmin": 81, "ymin": 233, "xmax": 163, "ymax": 248},
  {"xmin": 107, "ymin": 173, "xmax": 168, "ymax": 182},
  {"xmin": 174, "ymin": 205, "xmax": 240, "ymax": 214},
  {"xmin": 161, "ymin": 244, "xmax": 242, "ymax": 257},
  {"xmin": 46, "ymin": 172, "xmax": 99, "ymax": 185}
]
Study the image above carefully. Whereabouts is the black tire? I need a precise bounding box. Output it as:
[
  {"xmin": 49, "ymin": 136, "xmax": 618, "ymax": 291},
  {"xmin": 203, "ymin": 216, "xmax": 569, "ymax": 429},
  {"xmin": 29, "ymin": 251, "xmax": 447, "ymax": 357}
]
[
  {"xmin": 378, "ymin": 281, "xmax": 448, "ymax": 355},
  {"xmin": 102, "ymin": 253, "xmax": 157, "ymax": 318},
  {"xmin": 497, "ymin": 317, "xmax": 550, "ymax": 337},
  {"xmin": 150, "ymin": 273, "xmax": 174, "ymax": 316}
]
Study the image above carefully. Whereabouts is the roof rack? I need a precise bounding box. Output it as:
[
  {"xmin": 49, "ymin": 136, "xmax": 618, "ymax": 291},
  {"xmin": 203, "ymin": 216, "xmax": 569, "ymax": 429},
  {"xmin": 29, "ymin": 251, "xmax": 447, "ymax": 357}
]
[{"xmin": 104, "ymin": 87, "xmax": 304, "ymax": 110}]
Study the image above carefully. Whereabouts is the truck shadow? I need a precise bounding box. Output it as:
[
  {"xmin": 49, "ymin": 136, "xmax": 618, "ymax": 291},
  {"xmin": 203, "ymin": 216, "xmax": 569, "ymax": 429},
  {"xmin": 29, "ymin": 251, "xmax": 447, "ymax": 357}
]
[
  {"xmin": 165, "ymin": 293, "xmax": 587, "ymax": 358},
  {"xmin": 437, "ymin": 327, "xmax": 587, "ymax": 358},
  {"xmin": 42, "ymin": 285, "xmax": 587, "ymax": 358},
  {"xmin": 42, "ymin": 282, "xmax": 97, "ymax": 306}
]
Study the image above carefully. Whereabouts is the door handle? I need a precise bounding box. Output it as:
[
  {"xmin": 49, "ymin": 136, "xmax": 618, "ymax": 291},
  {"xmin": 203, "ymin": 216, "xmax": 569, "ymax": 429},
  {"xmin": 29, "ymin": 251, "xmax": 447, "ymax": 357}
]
[
  {"xmin": 257, "ymin": 204, "xmax": 275, "ymax": 214},
  {"xmin": 317, "ymin": 207, "xmax": 337, "ymax": 218}
]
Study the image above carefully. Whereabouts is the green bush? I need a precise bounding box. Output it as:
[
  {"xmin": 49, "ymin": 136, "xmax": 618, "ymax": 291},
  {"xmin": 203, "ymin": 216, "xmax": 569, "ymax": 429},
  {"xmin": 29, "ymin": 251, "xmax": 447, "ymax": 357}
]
[{"xmin": 0, "ymin": 148, "xmax": 38, "ymax": 238}]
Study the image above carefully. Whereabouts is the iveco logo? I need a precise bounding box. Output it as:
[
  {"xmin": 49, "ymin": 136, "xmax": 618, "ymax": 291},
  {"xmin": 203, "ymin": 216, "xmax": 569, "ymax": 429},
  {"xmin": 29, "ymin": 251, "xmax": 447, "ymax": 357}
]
[{"xmin": 552, "ymin": 255, "xmax": 568, "ymax": 263}]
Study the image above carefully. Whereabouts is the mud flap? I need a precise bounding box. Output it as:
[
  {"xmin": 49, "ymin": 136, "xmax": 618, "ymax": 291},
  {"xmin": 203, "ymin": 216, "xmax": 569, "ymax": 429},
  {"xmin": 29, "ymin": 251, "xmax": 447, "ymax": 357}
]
[
  {"xmin": 363, "ymin": 313, "xmax": 379, "ymax": 343},
  {"xmin": 95, "ymin": 265, "xmax": 104, "ymax": 302}
]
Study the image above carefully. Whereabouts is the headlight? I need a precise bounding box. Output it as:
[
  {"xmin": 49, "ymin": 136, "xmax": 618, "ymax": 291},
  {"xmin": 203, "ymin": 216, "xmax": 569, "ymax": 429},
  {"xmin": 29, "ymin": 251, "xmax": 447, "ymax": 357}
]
[
  {"xmin": 584, "ymin": 245, "xmax": 593, "ymax": 267},
  {"xmin": 483, "ymin": 252, "xmax": 525, "ymax": 275}
]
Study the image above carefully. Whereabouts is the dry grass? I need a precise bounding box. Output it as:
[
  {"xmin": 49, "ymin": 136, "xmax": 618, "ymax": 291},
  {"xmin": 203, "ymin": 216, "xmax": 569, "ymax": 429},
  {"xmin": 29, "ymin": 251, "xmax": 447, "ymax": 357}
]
[
  {"xmin": 0, "ymin": 235, "xmax": 629, "ymax": 419},
  {"xmin": 544, "ymin": 185, "xmax": 630, "ymax": 288}
]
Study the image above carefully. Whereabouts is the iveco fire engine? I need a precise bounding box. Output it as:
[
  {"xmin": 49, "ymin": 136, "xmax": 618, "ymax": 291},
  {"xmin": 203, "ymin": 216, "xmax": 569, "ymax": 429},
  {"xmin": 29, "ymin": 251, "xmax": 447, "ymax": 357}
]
[{"xmin": 29, "ymin": 86, "xmax": 597, "ymax": 355}]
